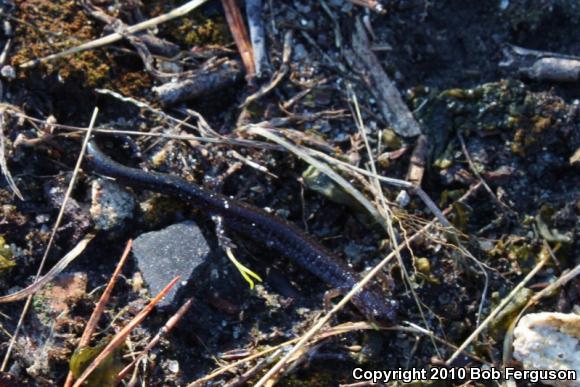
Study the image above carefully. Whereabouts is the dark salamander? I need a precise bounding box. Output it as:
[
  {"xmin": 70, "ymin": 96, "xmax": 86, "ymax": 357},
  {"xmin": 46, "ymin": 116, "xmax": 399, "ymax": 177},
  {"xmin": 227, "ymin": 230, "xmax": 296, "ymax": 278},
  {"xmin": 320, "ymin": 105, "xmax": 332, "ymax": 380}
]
[{"xmin": 85, "ymin": 140, "xmax": 398, "ymax": 323}]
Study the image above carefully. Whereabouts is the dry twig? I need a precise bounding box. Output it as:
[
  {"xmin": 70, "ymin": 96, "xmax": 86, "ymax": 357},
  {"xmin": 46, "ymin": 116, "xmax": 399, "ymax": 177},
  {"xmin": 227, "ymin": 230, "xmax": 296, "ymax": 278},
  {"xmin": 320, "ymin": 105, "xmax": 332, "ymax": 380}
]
[
  {"xmin": 352, "ymin": 18, "xmax": 422, "ymax": 137},
  {"xmin": 240, "ymin": 30, "xmax": 293, "ymax": 107},
  {"xmin": 457, "ymin": 131, "xmax": 515, "ymax": 217},
  {"xmin": 72, "ymin": 276, "xmax": 181, "ymax": 387},
  {"xmin": 64, "ymin": 240, "xmax": 133, "ymax": 387},
  {"xmin": 116, "ymin": 298, "xmax": 194, "ymax": 382},
  {"xmin": 246, "ymin": 0, "xmax": 270, "ymax": 76},
  {"xmin": 221, "ymin": 0, "xmax": 255, "ymax": 79}
]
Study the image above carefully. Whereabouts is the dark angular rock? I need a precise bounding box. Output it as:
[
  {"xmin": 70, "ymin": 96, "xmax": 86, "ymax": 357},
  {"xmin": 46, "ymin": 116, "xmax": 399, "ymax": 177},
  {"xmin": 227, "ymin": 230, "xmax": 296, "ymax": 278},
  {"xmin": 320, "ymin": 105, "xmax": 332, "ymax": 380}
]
[{"xmin": 132, "ymin": 221, "xmax": 212, "ymax": 307}]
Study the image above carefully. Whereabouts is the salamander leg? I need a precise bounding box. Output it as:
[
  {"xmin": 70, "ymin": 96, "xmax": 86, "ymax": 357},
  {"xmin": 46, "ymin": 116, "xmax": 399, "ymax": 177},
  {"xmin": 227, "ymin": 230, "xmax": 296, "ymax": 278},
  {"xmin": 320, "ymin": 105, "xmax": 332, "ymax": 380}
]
[{"xmin": 323, "ymin": 288, "xmax": 343, "ymax": 312}]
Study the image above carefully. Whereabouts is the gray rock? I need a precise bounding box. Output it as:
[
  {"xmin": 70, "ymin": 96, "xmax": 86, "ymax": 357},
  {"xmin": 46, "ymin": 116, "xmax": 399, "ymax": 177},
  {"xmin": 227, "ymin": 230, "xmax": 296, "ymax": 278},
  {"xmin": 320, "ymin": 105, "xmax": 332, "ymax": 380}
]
[
  {"xmin": 132, "ymin": 221, "xmax": 211, "ymax": 307},
  {"xmin": 90, "ymin": 178, "xmax": 135, "ymax": 231}
]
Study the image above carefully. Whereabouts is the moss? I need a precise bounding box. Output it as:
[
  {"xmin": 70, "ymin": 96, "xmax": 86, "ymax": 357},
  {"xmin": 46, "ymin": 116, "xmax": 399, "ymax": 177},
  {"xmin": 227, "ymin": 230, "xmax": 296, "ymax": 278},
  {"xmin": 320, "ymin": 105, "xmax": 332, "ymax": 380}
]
[
  {"xmin": 104, "ymin": 71, "xmax": 153, "ymax": 99},
  {"xmin": 32, "ymin": 292, "xmax": 51, "ymax": 323},
  {"xmin": 12, "ymin": 0, "xmax": 111, "ymax": 87},
  {"xmin": 58, "ymin": 51, "xmax": 112, "ymax": 88},
  {"xmin": 418, "ymin": 80, "xmax": 570, "ymax": 161},
  {"xmin": 167, "ymin": 13, "xmax": 230, "ymax": 47}
]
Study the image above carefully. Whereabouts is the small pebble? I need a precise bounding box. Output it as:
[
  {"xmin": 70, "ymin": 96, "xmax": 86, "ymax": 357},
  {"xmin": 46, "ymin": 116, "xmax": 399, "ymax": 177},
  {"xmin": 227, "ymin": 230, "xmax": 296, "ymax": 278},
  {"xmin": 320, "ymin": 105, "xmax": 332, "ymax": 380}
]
[{"xmin": 396, "ymin": 190, "xmax": 410, "ymax": 207}]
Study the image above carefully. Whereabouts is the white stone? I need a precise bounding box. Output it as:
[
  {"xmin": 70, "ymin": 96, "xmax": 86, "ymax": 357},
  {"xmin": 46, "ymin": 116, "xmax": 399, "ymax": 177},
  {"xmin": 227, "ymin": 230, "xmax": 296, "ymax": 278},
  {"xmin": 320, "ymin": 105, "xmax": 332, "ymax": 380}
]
[
  {"xmin": 513, "ymin": 312, "xmax": 580, "ymax": 387},
  {"xmin": 396, "ymin": 190, "xmax": 410, "ymax": 208}
]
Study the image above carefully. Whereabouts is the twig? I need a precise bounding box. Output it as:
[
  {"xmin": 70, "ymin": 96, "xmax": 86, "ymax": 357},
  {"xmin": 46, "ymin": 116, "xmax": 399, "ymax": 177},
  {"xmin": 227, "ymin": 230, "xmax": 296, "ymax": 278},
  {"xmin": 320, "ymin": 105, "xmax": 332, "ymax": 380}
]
[
  {"xmin": 245, "ymin": 0, "xmax": 269, "ymax": 77},
  {"xmin": 153, "ymin": 59, "xmax": 243, "ymax": 105},
  {"xmin": 352, "ymin": 18, "xmax": 422, "ymax": 137},
  {"xmin": 72, "ymin": 276, "xmax": 181, "ymax": 387},
  {"xmin": 221, "ymin": 0, "xmax": 255, "ymax": 80},
  {"xmin": 223, "ymin": 349, "xmax": 281, "ymax": 387},
  {"xmin": 2, "ymin": 106, "xmax": 279, "ymax": 151},
  {"xmin": 500, "ymin": 44, "xmax": 580, "ymax": 82},
  {"xmin": 19, "ymin": 0, "xmax": 210, "ymax": 68},
  {"xmin": 0, "ymin": 107, "xmax": 98, "ymax": 371},
  {"xmin": 116, "ymin": 298, "xmax": 194, "ymax": 382},
  {"xmin": 240, "ymin": 30, "xmax": 292, "ymax": 108},
  {"xmin": 406, "ymin": 134, "xmax": 428, "ymax": 186},
  {"xmin": 64, "ymin": 239, "xmax": 133, "ymax": 387},
  {"xmin": 80, "ymin": 0, "xmax": 180, "ymax": 58},
  {"xmin": 191, "ymin": 322, "xmax": 375, "ymax": 385}
]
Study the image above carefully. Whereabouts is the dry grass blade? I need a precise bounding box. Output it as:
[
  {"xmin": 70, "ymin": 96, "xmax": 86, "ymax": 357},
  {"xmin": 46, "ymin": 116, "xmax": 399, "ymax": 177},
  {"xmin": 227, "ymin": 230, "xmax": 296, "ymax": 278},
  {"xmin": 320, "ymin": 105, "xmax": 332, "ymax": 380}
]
[
  {"xmin": 72, "ymin": 276, "xmax": 181, "ymax": 387},
  {"xmin": 246, "ymin": 125, "xmax": 453, "ymax": 228},
  {"xmin": 0, "ymin": 110, "xmax": 24, "ymax": 200},
  {"xmin": 19, "ymin": 0, "xmax": 210, "ymax": 68},
  {"xmin": 0, "ymin": 108, "xmax": 99, "ymax": 371},
  {"xmin": 445, "ymin": 248, "xmax": 551, "ymax": 365},
  {"xmin": 0, "ymin": 234, "xmax": 94, "ymax": 303},
  {"xmin": 246, "ymin": 126, "xmax": 384, "ymax": 225},
  {"xmin": 116, "ymin": 298, "xmax": 194, "ymax": 382},
  {"xmin": 63, "ymin": 239, "xmax": 133, "ymax": 387}
]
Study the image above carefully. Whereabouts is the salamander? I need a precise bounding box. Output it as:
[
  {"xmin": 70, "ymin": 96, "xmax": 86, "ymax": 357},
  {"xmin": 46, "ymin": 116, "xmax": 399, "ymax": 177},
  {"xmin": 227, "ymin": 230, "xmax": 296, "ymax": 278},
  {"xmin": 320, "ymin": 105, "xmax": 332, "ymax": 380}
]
[{"xmin": 85, "ymin": 139, "xmax": 398, "ymax": 322}]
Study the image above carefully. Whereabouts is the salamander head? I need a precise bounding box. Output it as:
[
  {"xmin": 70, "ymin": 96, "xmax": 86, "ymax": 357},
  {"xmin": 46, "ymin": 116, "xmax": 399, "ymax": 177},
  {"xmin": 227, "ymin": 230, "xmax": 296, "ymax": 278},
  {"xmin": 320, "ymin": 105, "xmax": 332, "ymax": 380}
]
[{"xmin": 353, "ymin": 287, "xmax": 399, "ymax": 324}]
